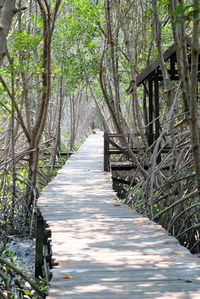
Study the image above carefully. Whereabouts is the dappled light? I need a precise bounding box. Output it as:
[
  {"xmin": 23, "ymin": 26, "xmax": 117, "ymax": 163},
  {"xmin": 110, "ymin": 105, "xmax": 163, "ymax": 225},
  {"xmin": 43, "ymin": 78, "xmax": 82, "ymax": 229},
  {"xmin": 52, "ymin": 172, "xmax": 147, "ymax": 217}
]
[
  {"xmin": 0, "ymin": 0, "xmax": 200, "ymax": 298},
  {"xmin": 38, "ymin": 134, "xmax": 200, "ymax": 298}
]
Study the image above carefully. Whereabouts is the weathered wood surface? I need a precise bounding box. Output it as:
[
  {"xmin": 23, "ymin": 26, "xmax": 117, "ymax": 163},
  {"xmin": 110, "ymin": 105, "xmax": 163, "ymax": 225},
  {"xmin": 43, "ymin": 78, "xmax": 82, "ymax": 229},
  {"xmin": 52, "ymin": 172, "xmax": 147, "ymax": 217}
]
[{"xmin": 38, "ymin": 132, "xmax": 200, "ymax": 298}]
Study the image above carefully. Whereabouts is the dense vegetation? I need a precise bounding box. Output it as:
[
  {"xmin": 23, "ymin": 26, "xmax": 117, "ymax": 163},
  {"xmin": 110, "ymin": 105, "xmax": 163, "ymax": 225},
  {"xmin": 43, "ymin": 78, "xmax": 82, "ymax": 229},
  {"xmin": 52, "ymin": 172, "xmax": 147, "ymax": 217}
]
[{"xmin": 0, "ymin": 0, "xmax": 200, "ymax": 297}]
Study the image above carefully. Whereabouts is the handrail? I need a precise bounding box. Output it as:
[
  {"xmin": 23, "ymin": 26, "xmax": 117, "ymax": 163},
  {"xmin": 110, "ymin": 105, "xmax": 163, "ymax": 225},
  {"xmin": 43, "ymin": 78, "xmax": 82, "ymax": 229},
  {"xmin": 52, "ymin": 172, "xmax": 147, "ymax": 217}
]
[
  {"xmin": 104, "ymin": 132, "xmax": 133, "ymax": 171},
  {"xmin": 103, "ymin": 132, "xmax": 172, "ymax": 171}
]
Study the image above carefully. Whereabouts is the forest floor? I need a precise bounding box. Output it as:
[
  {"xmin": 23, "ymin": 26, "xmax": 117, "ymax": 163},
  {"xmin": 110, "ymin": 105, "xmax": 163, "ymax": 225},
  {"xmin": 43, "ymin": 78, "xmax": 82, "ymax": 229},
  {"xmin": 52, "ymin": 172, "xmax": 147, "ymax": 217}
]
[{"xmin": 1, "ymin": 236, "xmax": 35, "ymax": 278}]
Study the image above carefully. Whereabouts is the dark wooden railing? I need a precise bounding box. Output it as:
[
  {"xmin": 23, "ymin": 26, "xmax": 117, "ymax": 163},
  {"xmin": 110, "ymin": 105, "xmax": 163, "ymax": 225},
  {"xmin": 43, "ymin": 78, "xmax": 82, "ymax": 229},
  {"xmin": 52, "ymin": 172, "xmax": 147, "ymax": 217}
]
[
  {"xmin": 104, "ymin": 132, "xmax": 139, "ymax": 171},
  {"xmin": 35, "ymin": 209, "xmax": 58, "ymax": 282},
  {"xmin": 104, "ymin": 132, "xmax": 172, "ymax": 172}
]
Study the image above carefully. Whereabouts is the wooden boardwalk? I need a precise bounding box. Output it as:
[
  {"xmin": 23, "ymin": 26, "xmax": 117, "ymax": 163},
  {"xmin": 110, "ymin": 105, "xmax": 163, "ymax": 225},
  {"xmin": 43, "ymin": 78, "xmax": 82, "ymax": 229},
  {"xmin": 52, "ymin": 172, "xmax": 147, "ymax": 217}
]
[{"xmin": 38, "ymin": 132, "xmax": 200, "ymax": 298}]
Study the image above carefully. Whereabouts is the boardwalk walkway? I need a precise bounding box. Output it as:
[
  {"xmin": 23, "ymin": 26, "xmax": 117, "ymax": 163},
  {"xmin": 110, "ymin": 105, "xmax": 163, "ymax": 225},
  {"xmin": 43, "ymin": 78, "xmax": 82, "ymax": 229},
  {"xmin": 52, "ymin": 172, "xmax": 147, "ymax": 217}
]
[{"xmin": 38, "ymin": 132, "xmax": 200, "ymax": 298}]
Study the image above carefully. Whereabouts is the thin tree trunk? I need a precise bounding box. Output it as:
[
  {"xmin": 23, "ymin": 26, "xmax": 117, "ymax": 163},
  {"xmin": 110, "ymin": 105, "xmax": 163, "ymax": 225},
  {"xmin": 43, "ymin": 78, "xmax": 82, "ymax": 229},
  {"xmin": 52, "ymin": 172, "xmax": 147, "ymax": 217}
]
[
  {"xmin": 57, "ymin": 71, "xmax": 64, "ymax": 156},
  {"xmin": 88, "ymin": 83, "xmax": 111, "ymax": 132},
  {"xmin": 189, "ymin": 0, "xmax": 200, "ymax": 195},
  {"xmin": 27, "ymin": 0, "xmax": 61, "ymax": 208},
  {"xmin": 169, "ymin": 0, "xmax": 200, "ymax": 195},
  {"xmin": 11, "ymin": 63, "xmax": 16, "ymax": 220},
  {"xmin": 0, "ymin": 0, "xmax": 16, "ymax": 66},
  {"xmin": 50, "ymin": 71, "xmax": 65, "ymax": 171}
]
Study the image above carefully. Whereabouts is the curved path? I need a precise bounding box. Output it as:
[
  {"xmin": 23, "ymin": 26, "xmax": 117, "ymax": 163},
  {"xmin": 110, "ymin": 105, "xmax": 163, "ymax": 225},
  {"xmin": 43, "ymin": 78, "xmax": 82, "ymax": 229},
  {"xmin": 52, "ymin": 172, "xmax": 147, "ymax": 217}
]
[{"xmin": 38, "ymin": 132, "xmax": 200, "ymax": 298}]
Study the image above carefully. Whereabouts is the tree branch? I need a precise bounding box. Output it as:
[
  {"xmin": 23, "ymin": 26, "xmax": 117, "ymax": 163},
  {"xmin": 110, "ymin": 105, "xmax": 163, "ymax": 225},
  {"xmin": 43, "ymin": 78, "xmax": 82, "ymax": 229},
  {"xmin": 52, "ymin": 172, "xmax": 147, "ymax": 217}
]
[
  {"xmin": 0, "ymin": 256, "xmax": 46, "ymax": 298},
  {"xmin": 0, "ymin": 75, "xmax": 31, "ymax": 143}
]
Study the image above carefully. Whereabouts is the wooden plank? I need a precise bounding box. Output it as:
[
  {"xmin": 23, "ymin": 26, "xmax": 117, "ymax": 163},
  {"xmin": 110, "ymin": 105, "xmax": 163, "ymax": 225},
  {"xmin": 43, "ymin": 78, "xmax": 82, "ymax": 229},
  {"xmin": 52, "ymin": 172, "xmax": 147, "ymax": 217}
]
[
  {"xmin": 37, "ymin": 132, "xmax": 200, "ymax": 298},
  {"xmin": 109, "ymin": 147, "xmax": 172, "ymax": 154}
]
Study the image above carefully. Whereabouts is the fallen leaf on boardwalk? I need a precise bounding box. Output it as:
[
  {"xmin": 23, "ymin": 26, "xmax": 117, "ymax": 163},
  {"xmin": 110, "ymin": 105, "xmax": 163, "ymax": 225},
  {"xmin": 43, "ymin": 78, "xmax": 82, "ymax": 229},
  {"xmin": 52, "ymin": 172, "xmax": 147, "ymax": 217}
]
[
  {"xmin": 113, "ymin": 197, "xmax": 118, "ymax": 200},
  {"xmin": 114, "ymin": 204, "xmax": 120, "ymax": 207},
  {"xmin": 120, "ymin": 224, "xmax": 126, "ymax": 226},
  {"xmin": 62, "ymin": 275, "xmax": 72, "ymax": 279},
  {"xmin": 110, "ymin": 243, "xmax": 116, "ymax": 247},
  {"xmin": 156, "ymin": 227, "xmax": 162, "ymax": 231},
  {"xmin": 173, "ymin": 251, "xmax": 183, "ymax": 255},
  {"xmin": 53, "ymin": 265, "xmax": 61, "ymax": 269}
]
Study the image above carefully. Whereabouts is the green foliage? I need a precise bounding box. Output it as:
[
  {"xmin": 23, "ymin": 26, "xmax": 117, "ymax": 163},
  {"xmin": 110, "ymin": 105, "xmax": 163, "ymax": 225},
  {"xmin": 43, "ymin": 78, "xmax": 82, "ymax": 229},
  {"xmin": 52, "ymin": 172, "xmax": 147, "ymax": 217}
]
[
  {"xmin": 37, "ymin": 276, "xmax": 49, "ymax": 293},
  {"xmin": 169, "ymin": 2, "xmax": 200, "ymax": 23},
  {"xmin": 51, "ymin": 0, "xmax": 103, "ymax": 92},
  {"xmin": 61, "ymin": 142, "xmax": 68, "ymax": 152},
  {"xmin": 12, "ymin": 30, "xmax": 40, "ymax": 57},
  {"xmin": 74, "ymin": 136, "xmax": 86, "ymax": 150}
]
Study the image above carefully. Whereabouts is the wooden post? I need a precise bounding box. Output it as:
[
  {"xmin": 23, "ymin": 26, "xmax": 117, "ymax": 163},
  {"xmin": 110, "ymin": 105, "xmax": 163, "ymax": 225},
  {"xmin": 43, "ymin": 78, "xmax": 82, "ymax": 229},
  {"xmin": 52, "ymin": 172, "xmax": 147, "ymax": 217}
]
[
  {"xmin": 148, "ymin": 80, "xmax": 154, "ymax": 146},
  {"xmin": 154, "ymin": 72, "xmax": 159, "ymax": 141},
  {"xmin": 154, "ymin": 71, "xmax": 161, "ymax": 164},
  {"xmin": 35, "ymin": 211, "xmax": 44, "ymax": 279},
  {"xmin": 104, "ymin": 132, "xmax": 110, "ymax": 171}
]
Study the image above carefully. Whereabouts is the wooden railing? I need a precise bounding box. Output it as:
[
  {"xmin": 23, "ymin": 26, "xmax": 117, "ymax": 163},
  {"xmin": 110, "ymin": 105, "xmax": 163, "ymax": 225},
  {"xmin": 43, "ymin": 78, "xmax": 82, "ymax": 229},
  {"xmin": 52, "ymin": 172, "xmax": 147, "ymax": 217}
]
[
  {"xmin": 35, "ymin": 209, "xmax": 57, "ymax": 283},
  {"xmin": 104, "ymin": 132, "xmax": 139, "ymax": 171},
  {"xmin": 103, "ymin": 132, "xmax": 171, "ymax": 171}
]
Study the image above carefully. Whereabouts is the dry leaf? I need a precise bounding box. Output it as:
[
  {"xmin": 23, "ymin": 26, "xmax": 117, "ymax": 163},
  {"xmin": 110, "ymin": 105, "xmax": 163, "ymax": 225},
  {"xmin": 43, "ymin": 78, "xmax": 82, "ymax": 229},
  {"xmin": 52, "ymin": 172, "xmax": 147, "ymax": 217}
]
[
  {"xmin": 113, "ymin": 198, "xmax": 118, "ymax": 200},
  {"xmin": 114, "ymin": 204, "xmax": 120, "ymax": 207},
  {"xmin": 173, "ymin": 251, "xmax": 183, "ymax": 255},
  {"xmin": 110, "ymin": 243, "xmax": 116, "ymax": 247},
  {"xmin": 62, "ymin": 275, "xmax": 72, "ymax": 279},
  {"xmin": 53, "ymin": 265, "xmax": 61, "ymax": 269}
]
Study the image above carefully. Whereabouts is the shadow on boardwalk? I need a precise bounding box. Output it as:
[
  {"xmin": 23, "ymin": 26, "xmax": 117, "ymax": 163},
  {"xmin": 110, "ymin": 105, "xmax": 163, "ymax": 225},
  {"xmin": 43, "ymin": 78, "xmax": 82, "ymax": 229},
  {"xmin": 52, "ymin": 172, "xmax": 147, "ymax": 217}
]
[{"xmin": 38, "ymin": 132, "xmax": 200, "ymax": 299}]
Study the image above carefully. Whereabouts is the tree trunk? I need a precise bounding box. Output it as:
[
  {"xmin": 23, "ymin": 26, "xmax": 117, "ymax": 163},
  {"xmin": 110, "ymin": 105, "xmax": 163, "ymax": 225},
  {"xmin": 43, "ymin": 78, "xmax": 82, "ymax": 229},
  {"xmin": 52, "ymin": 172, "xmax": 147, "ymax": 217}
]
[
  {"xmin": 88, "ymin": 83, "xmax": 111, "ymax": 132},
  {"xmin": 0, "ymin": 0, "xmax": 16, "ymax": 66},
  {"xmin": 189, "ymin": 0, "xmax": 200, "ymax": 195},
  {"xmin": 169, "ymin": 0, "xmax": 200, "ymax": 195}
]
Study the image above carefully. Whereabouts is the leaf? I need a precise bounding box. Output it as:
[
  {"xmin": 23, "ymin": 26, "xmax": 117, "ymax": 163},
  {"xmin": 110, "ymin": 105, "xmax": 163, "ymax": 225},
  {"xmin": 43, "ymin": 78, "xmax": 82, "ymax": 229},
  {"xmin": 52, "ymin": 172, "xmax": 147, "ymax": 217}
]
[
  {"xmin": 114, "ymin": 204, "xmax": 120, "ymax": 207},
  {"xmin": 112, "ymin": 197, "xmax": 118, "ymax": 200},
  {"xmin": 62, "ymin": 275, "xmax": 72, "ymax": 279},
  {"xmin": 176, "ymin": 3, "xmax": 183, "ymax": 14},
  {"xmin": 193, "ymin": 8, "xmax": 200, "ymax": 19},
  {"xmin": 173, "ymin": 251, "xmax": 183, "ymax": 255}
]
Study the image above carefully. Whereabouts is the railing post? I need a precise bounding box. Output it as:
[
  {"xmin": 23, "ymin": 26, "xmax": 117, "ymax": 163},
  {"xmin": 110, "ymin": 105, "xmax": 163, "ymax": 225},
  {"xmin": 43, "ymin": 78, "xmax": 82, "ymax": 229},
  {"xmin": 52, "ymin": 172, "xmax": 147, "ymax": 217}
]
[
  {"xmin": 104, "ymin": 131, "xmax": 109, "ymax": 171},
  {"xmin": 35, "ymin": 210, "xmax": 44, "ymax": 279}
]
